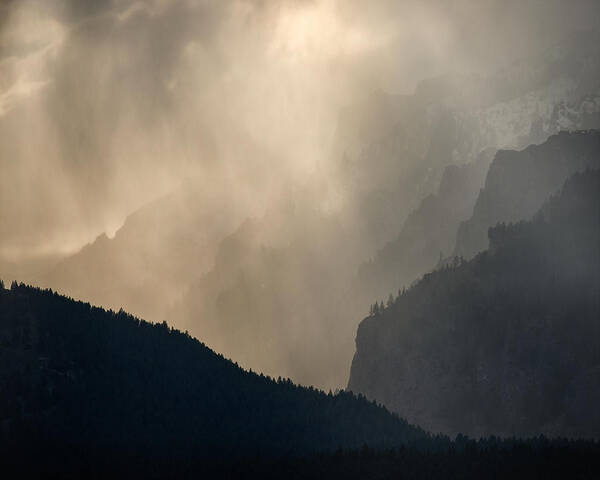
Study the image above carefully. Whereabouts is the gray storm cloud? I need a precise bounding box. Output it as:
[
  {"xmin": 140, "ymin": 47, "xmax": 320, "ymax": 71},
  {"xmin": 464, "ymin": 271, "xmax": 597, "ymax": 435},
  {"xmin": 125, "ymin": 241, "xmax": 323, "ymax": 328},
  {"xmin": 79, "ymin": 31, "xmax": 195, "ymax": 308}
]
[{"xmin": 2, "ymin": 0, "xmax": 598, "ymax": 261}]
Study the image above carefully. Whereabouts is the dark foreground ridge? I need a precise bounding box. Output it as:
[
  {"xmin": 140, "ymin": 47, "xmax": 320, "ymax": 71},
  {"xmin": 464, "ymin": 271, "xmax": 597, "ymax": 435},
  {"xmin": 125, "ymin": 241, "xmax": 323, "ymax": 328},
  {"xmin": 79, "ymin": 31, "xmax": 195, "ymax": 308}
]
[
  {"xmin": 2, "ymin": 281, "xmax": 600, "ymax": 478},
  {"xmin": 0, "ymin": 281, "xmax": 432, "ymax": 457}
]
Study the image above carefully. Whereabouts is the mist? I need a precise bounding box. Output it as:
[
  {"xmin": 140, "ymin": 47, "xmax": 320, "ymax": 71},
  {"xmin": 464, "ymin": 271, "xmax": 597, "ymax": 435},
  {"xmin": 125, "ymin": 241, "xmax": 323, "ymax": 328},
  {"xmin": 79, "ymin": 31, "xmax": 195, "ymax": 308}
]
[
  {"xmin": 1, "ymin": 0, "xmax": 596, "ymax": 256},
  {"xmin": 1, "ymin": 0, "xmax": 600, "ymax": 389}
]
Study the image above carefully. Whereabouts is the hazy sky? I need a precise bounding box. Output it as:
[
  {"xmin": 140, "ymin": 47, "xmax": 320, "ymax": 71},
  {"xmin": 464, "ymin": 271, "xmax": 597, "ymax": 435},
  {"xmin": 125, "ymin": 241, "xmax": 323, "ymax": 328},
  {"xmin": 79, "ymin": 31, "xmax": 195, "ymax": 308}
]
[{"xmin": 1, "ymin": 0, "xmax": 599, "ymax": 260}]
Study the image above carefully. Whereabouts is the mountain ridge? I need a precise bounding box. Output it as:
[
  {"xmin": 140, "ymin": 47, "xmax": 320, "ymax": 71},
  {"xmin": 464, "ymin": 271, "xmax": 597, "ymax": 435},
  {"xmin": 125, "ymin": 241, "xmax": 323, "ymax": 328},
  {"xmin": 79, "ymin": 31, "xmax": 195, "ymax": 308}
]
[
  {"xmin": 454, "ymin": 129, "xmax": 600, "ymax": 259},
  {"xmin": 348, "ymin": 168, "xmax": 600, "ymax": 438}
]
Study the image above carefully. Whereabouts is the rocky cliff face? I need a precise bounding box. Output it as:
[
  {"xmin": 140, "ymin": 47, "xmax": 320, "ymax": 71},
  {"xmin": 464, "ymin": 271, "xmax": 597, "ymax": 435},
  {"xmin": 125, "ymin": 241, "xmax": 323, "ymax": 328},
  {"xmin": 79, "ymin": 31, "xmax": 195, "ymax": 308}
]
[
  {"xmin": 357, "ymin": 148, "xmax": 495, "ymax": 304},
  {"xmin": 334, "ymin": 35, "xmax": 600, "ymax": 252},
  {"xmin": 454, "ymin": 130, "xmax": 600, "ymax": 259},
  {"xmin": 348, "ymin": 169, "xmax": 600, "ymax": 438}
]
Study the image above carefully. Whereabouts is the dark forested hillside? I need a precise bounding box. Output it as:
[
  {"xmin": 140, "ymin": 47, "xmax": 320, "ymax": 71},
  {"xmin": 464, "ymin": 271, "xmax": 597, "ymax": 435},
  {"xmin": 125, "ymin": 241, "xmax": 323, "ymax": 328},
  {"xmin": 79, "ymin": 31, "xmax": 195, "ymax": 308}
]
[
  {"xmin": 3, "ymin": 284, "xmax": 600, "ymax": 479},
  {"xmin": 348, "ymin": 169, "xmax": 600, "ymax": 438},
  {"xmin": 454, "ymin": 130, "xmax": 600, "ymax": 259},
  {"xmin": 0, "ymin": 282, "xmax": 435, "ymax": 461}
]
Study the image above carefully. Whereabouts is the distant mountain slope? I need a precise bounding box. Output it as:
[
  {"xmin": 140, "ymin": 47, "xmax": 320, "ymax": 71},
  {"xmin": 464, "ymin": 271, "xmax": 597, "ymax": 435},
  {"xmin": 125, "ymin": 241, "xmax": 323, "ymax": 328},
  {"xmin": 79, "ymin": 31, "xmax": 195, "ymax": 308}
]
[
  {"xmin": 0, "ymin": 282, "xmax": 433, "ymax": 461},
  {"xmin": 348, "ymin": 169, "xmax": 600, "ymax": 438},
  {"xmin": 334, "ymin": 33, "xmax": 600, "ymax": 249},
  {"xmin": 171, "ymin": 198, "xmax": 362, "ymax": 390},
  {"xmin": 39, "ymin": 179, "xmax": 246, "ymax": 322},
  {"xmin": 454, "ymin": 130, "xmax": 600, "ymax": 259},
  {"xmin": 357, "ymin": 148, "xmax": 495, "ymax": 304}
]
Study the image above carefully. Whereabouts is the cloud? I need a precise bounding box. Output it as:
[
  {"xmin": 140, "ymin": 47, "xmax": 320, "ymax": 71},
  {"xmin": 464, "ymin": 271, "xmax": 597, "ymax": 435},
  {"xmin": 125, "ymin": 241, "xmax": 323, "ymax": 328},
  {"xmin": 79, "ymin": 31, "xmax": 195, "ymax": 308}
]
[
  {"xmin": 0, "ymin": 2, "xmax": 65, "ymax": 115},
  {"xmin": 0, "ymin": 0, "xmax": 598, "ymax": 260}
]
